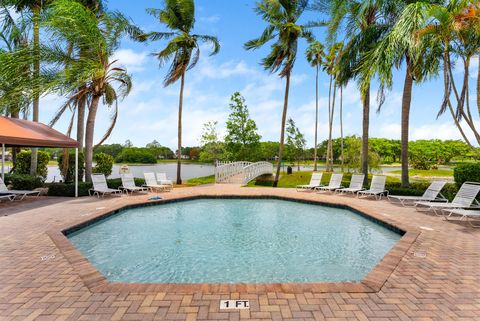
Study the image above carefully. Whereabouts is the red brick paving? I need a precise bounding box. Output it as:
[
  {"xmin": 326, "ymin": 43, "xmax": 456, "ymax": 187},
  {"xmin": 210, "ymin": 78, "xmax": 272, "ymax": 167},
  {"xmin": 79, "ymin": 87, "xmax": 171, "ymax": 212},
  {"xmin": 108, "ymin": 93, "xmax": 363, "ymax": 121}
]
[{"xmin": 1, "ymin": 185, "xmax": 480, "ymax": 320}]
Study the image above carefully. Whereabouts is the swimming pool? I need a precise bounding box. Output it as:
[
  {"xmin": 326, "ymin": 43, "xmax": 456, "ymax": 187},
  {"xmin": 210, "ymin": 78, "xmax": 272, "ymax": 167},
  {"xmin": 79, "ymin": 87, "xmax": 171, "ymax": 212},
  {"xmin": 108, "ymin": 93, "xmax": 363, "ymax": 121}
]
[{"xmin": 67, "ymin": 198, "xmax": 401, "ymax": 284}]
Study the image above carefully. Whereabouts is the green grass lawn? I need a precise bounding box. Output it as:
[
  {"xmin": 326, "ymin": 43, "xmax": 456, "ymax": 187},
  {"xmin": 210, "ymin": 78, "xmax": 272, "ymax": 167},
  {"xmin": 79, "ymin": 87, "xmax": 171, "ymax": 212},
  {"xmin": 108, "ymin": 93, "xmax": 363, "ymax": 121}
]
[
  {"xmin": 185, "ymin": 175, "xmax": 215, "ymax": 186},
  {"xmin": 389, "ymin": 169, "xmax": 453, "ymax": 177}
]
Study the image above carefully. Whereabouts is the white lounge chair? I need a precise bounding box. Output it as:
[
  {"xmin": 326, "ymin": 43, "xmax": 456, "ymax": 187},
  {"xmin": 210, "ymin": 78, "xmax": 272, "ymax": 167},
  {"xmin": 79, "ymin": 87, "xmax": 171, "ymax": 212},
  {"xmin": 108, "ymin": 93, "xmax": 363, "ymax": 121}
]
[
  {"xmin": 0, "ymin": 177, "xmax": 40, "ymax": 200},
  {"xmin": 357, "ymin": 176, "xmax": 388, "ymax": 200},
  {"xmin": 120, "ymin": 173, "xmax": 149, "ymax": 195},
  {"xmin": 296, "ymin": 172, "xmax": 323, "ymax": 191},
  {"xmin": 143, "ymin": 173, "xmax": 170, "ymax": 192},
  {"xmin": 388, "ymin": 181, "xmax": 447, "ymax": 206},
  {"xmin": 315, "ymin": 173, "xmax": 343, "ymax": 193},
  {"xmin": 336, "ymin": 174, "xmax": 365, "ymax": 195},
  {"xmin": 446, "ymin": 209, "xmax": 480, "ymax": 227},
  {"xmin": 88, "ymin": 174, "xmax": 122, "ymax": 198},
  {"xmin": 0, "ymin": 194, "xmax": 14, "ymax": 202},
  {"xmin": 156, "ymin": 172, "xmax": 173, "ymax": 191},
  {"xmin": 415, "ymin": 182, "xmax": 480, "ymax": 216}
]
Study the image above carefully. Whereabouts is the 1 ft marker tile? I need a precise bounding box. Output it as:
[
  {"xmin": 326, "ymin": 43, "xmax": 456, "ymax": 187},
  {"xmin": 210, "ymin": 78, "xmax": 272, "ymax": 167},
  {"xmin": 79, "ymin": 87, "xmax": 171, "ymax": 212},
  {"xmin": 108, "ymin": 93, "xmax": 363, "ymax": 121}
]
[{"xmin": 220, "ymin": 300, "xmax": 250, "ymax": 310}]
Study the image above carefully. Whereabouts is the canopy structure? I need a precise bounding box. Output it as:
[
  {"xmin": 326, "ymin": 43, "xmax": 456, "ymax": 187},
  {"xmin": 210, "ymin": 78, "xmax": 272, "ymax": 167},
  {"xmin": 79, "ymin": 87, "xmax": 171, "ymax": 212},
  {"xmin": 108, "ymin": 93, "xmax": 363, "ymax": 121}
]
[{"xmin": 0, "ymin": 116, "xmax": 80, "ymax": 197}]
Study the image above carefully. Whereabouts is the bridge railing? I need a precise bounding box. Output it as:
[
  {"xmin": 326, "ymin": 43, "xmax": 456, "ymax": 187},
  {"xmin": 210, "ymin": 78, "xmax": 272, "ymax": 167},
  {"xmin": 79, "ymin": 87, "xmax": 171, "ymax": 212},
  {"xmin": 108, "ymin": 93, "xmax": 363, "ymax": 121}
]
[{"xmin": 215, "ymin": 161, "xmax": 273, "ymax": 184}]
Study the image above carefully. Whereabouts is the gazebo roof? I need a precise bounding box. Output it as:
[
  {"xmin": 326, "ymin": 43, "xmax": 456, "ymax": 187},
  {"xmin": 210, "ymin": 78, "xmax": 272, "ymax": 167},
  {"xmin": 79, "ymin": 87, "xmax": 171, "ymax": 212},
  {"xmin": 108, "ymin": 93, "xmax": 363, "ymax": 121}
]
[{"xmin": 0, "ymin": 116, "xmax": 79, "ymax": 148}]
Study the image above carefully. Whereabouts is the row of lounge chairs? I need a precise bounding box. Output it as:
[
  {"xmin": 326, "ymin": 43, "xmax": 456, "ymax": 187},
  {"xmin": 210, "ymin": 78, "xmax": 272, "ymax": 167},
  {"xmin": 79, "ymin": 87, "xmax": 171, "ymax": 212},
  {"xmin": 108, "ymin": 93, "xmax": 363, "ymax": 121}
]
[
  {"xmin": 0, "ymin": 177, "xmax": 41, "ymax": 202},
  {"xmin": 297, "ymin": 172, "xmax": 480, "ymax": 226},
  {"xmin": 297, "ymin": 173, "xmax": 389, "ymax": 199},
  {"xmin": 88, "ymin": 172, "xmax": 174, "ymax": 198}
]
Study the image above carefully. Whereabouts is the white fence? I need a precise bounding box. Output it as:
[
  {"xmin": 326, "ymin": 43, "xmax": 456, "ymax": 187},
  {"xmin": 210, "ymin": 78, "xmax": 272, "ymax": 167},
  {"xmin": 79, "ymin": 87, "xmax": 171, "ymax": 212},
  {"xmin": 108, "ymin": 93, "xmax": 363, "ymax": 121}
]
[{"xmin": 215, "ymin": 161, "xmax": 273, "ymax": 185}]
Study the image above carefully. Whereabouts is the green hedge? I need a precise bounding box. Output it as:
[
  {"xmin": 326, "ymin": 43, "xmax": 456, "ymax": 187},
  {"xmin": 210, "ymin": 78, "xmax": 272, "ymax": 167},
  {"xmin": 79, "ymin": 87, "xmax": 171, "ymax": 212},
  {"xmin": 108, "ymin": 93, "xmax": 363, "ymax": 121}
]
[
  {"xmin": 115, "ymin": 148, "xmax": 157, "ymax": 164},
  {"xmin": 58, "ymin": 151, "xmax": 85, "ymax": 183},
  {"xmin": 454, "ymin": 163, "xmax": 480, "ymax": 185},
  {"xmin": 4, "ymin": 174, "xmax": 44, "ymax": 190},
  {"xmin": 47, "ymin": 178, "xmax": 146, "ymax": 197},
  {"xmin": 15, "ymin": 150, "xmax": 50, "ymax": 178},
  {"xmin": 93, "ymin": 153, "xmax": 114, "ymax": 177}
]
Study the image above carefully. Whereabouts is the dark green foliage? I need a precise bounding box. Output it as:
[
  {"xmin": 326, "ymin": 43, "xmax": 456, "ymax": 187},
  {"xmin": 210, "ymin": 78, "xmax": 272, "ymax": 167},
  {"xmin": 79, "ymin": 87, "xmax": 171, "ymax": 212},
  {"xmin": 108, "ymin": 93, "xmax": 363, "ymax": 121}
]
[
  {"xmin": 6, "ymin": 174, "xmax": 44, "ymax": 190},
  {"xmin": 15, "ymin": 150, "xmax": 50, "ymax": 178},
  {"xmin": 94, "ymin": 144, "xmax": 124, "ymax": 158},
  {"xmin": 58, "ymin": 151, "xmax": 85, "ymax": 183},
  {"xmin": 47, "ymin": 178, "xmax": 146, "ymax": 197},
  {"xmin": 115, "ymin": 148, "xmax": 157, "ymax": 164},
  {"xmin": 93, "ymin": 152, "xmax": 114, "ymax": 177},
  {"xmin": 454, "ymin": 163, "xmax": 480, "ymax": 185}
]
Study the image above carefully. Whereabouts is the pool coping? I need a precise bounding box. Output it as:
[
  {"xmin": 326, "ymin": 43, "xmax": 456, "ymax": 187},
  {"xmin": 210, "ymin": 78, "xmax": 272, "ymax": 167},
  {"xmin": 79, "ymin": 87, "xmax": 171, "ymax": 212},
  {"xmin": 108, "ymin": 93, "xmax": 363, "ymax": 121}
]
[{"xmin": 47, "ymin": 194, "xmax": 420, "ymax": 294}]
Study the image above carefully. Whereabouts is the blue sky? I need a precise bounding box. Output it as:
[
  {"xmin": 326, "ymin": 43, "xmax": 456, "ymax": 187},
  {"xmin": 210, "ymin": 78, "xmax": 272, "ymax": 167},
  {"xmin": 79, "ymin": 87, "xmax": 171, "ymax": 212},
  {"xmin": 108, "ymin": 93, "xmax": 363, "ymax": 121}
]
[{"xmin": 40, "ymin": 0, "xmax": 479, "ymax": 149}]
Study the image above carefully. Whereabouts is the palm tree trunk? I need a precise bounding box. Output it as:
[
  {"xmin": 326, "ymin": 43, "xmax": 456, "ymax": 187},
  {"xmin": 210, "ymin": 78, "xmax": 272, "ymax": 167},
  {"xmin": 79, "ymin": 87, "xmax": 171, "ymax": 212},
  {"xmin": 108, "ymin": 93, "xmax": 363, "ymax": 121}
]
[
  {"xmin": 85, "ymin": 95, "xmax": 101, "ymax": 183},
  {"xmin": 401, "ymin": 61, "xmax": 414, "ymax": 188},
  {"xmin": 176, "ymin": 72, "xmax": 185, "ymax": 185},
  {"xmin": 361, "ymin": 84, "xmax": 370, "ymax": 185},
  {"xmin": 340, "ymin": 86, "xmax": 344, "ymax": 172},
  {"xmin": 313, "ymin": 64, "xmax": 319, "ymax": 172},
  {"xmin": 11, "ymin": 111, "xmax": 19, "ymax": 168},
  {"xmin": 30, "ymin": 6, "xmax": 40, "ymax": 176},
  {"xmin": 77, "ymin": 95, "xmax": 86, "ymax": 152},
  {"xmin": 477, "ymin": 54, "xmax": 479, "ymax": 116},
  {"xmin": 327, "ymin": 82, "xmax": 337, "ymax": 172},
  {"xmin": 326, "ymin": 75, "xmax": 333, "ymax": 171},
  {"xmin": 273, "ymin": 71, "xmax": 291, "ymax": 187}
]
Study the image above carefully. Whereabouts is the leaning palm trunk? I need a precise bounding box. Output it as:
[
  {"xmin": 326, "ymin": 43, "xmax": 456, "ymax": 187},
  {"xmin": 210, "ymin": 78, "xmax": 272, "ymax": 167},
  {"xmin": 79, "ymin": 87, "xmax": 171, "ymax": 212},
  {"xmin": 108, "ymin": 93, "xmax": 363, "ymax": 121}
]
[
  {"xmin": 361, "ymin": 84, "xmax": 370, "ymax": 185},
  {"xmin": 176, "ymin": 72, "xmax": 185, "ymax": 185},
  {"xmin": 273, "ymin": 71, "xmax": 291, "ymax": 187},
  {"xmin": 76, "ymin": 91, "xmax": 86, "ymax": 152},
  {"xmin": 313, "ymin": 63, "xmax": 319, "ymax": 172},
  {"xmin": 30, "ymin": 6, "xmax": 41, "ymax": 176},
  {"xmin": 327, "ymin": 82, "xmax": 337, "ymax": 172},
  {"xmin": 340, "ymin": 86, "xmax": 344, "ymax": 172},
  {"xmin": 401, "ymin": 61, "xmax": 414, "ymax": 188},
  {"xmin": 85, "ymin": 95, "xmax": 101, "ymax": 183}
]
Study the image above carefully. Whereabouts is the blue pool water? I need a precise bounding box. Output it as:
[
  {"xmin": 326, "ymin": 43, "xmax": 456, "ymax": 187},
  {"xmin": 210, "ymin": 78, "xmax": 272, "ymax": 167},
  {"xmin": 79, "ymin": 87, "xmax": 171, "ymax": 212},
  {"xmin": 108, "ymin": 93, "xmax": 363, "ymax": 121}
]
[{"xmin": 68, "ymin": 198, "xmax": 401, "ymax": 284}]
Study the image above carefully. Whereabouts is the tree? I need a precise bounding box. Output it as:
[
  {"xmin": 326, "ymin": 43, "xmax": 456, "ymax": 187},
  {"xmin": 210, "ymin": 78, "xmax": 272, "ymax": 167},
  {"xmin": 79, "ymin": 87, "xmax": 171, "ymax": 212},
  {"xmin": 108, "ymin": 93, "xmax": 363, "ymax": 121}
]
[
  {"xmin": 315, "ymin": 0, "xmax": 393, "ymax": 184},
  {"xmin": 361, "ymin": 1, "xmax": 443, "ymax": 188},
  {"xmin": 224, "ymin": 92, "xmax": 261, "ymax": 161},
  {"xmin": 305, "ymin": 41, "xmax": 325, "ymax": 172},
  {"xmin": 285, "ymin": 118, "xmax": 306, "ymax": 171},
  {"xmin": 124, "ymin": 140, "xmax": 133, "ymax": 148},
  {"xmin": 44, "ymin": 0, "xmax": 139, "ymax": 182},
  {"xmin": 145, "ymin": 0, "xmax": 220, "ymax": 185},
  {"xmin": 199, "ymin": 121, "xmax": 225, "ymax": 163},
  {"xmin": 245, "ymin": 0, "xmax": 313, "ymax": 187}
]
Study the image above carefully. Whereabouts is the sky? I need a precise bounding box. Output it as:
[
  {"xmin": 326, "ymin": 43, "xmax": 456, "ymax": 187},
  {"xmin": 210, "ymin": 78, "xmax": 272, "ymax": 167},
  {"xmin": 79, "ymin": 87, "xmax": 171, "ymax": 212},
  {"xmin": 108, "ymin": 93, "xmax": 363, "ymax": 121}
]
[{"xmin": 38, "ymin": 0, "xmax": 480, "ymax": 150}]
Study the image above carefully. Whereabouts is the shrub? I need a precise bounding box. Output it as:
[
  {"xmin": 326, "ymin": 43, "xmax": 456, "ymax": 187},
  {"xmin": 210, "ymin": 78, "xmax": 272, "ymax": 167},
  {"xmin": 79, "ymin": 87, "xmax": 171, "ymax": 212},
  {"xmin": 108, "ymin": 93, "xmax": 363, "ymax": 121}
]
[
  {"xmin": 93, "ymin": 153, "xmax": 114, "ymax": 177},
  {"xmin": 15, "ymin": 150, "xmax": 50, "ymax": 178},
  {"xmin": 7, "ymin": 174, "xmax": 44, "ymax": 190},
  {"xmin": 409, "ymin": 153, "xmax": 432, "ymax": 170},
  {"xmin": 115, "ymin": 148, "xmax": 157, "ymax": 164},
  {"xmin": 58, "ymin": 151, "xmax": 85, "ymax": 183},
  {"xmin": 454, "ymin": 163, "xmax": 480, "ymax": 185}
]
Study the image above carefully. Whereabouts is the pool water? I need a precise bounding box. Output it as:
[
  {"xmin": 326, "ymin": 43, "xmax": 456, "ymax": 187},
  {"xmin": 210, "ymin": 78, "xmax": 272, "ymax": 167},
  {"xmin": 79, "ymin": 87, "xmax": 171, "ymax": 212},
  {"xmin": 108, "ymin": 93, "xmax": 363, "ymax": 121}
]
[{"xmin": 68, "ymin": 198, "xmax": 401, "ymax": 284}]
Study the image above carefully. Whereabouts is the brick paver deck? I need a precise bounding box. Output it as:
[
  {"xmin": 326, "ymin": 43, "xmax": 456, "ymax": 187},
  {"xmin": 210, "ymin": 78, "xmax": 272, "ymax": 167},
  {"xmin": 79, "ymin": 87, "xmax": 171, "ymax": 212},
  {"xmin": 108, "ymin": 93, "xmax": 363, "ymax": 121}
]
[{"xmin": 1, "ymin": 185, "xmax": 479, "ymax": 321}]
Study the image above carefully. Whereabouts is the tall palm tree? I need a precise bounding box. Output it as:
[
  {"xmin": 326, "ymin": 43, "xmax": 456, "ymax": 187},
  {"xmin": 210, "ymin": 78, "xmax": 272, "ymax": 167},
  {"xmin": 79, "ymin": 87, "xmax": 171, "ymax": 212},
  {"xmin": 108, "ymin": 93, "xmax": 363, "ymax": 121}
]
[
  {"xmin": 305, "ymin": 41, "xmax": 325, "ymax": 172},
  {"xmin": 315, "ymin": 0, "xmax": 392, "ymax": 184},
  {"xmin": 2, "ymin": 0, "xmax": 50, "ymax": 175},
  {"xmin": 44, "ymin": 0, "xmax": 138, "ymax": 182},
  {"xmin": 145, "ymin": 0, "xmax": 220, "ymax": 185},
  {"xmin": 245, "ymin": 0, "xmax": 313, "ymax": 187}
]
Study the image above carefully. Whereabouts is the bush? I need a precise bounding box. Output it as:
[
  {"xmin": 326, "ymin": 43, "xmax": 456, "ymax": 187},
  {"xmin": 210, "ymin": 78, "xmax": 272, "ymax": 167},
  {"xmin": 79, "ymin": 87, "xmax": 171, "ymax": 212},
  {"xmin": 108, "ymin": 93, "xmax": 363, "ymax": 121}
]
[
  {"xmin": 93, "ymin": 153, "xmax": 114, "ymax": 177},
  {"xmin": 15, "ymin": 150, "xmax": 50, "ymax": 178},
  {"xmin": 409, "ymin": 153, "xmax": 432, "ymax": 170},
  {"xmin": 454, "ymin": 163, "xmax": 480, "ymax": 185},
  {"xmin": 6, "ymin": 174, "xmax": 44, "ymax": 190},
  {"xmin": 47, "ymin": 178, "xmax": 145, "ymax": 197},
  {"xmin": 115, "ymin": 148, "xmax": 157, "ymax": 164},
  {"xmin": 58, "ymin": 151, "xmax": 85, "ymax": 183}
]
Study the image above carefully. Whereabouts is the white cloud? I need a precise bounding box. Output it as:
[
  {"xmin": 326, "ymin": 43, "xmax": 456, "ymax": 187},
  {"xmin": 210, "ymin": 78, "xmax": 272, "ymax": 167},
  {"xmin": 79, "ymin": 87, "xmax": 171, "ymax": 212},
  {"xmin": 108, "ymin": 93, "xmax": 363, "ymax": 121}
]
[
  {"xmin": 199, "ymin": 15, "xmax": 220, "ymax": 24},
  {"xmin": 111, "ymin": 49, "xmax": 150, "ymax": 73},
  {"xmin": 196, "ymin": 60, "xmax": 258, "ymax": 79}
]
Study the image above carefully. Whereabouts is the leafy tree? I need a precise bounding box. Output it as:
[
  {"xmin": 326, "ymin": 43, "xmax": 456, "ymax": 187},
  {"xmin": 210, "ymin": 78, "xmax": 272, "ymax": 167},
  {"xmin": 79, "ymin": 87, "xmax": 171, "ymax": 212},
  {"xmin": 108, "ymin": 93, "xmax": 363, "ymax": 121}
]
[
  {"xmin": 146, "ymin": 141, "xmax": 174, "ymax": 159},
  {"xmin": 245, "ymin": 0, "xmax": 313, "ymax": 187},
  {"xmin": 258, "ymin": 141, "xmax": 280, "ymax": 161},
  {"xmin": 199, "ymin": 121, "xmax": 225, "ymax": 163},
  {"xmin": 93, "ymin": 152, "xmax": 114, "ymax": 177},
  {"xmin": 224, "ymin": 92, "xmax": 261, "ymax": 161},
  {"xmin": 93, "ymin": 144, "xmax": 124, "ymax": 158},
  {"xmin": 305, "ymin": 41, "xmax": 325, "ymax": 171},
  {"xmin": 342, "ymin": 136, "xmax": 381, "ymax": 173},
  {"xmin": 124, "ymin": 140, "xmax": 133, "ymax": 148},
  {"xmin": 285, "ymin": 118, "xmax": 306, "ymax": 171},
  {"xmin": 15, "ymin": 150, "xmax": 50, "ymax": 178},
  {"xmin": 145, "ymin": 0, "xmax": 220, "ymax": 184}
]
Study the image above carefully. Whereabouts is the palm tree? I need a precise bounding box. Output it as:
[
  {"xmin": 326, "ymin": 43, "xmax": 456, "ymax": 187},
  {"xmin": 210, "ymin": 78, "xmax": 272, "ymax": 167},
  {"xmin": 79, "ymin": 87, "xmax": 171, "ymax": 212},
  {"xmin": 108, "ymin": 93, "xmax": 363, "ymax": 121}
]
[
  {"xmin": 2, "ymin": 0, "xmax": 51, "ymax": 175},
  {"xmin": 315, "ymin": 0, "xmax": 392, "ymax": 184},
  {"xmin": 245, "ymin": 0, "xmax": 313, "ymax": 187},
  {"xmin": 44, "ymin": 0, "xmax": 138, "ymax": 182},
  {"xmin": 305, "ymin": 41, "xmax": 325, "ymax": 172},
  {"xmin": 145, "ymin": 0, "xmax": 220, "ymax": 185}
]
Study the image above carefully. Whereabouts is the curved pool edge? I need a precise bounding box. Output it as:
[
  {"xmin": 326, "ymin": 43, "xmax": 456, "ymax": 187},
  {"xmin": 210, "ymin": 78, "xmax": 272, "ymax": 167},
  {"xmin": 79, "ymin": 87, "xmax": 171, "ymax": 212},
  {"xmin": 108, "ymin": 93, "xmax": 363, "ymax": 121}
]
[{"xmin": 47, "ymin": 194, "xmax": 420, "ymax": 294}]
